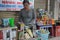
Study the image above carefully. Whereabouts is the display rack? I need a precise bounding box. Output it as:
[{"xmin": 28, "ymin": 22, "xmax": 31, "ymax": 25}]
[
  {"xmin": 0, "ymin": 26, "xmax": 17, "ymax": 40},
  {"xmin": 0, "ymin": 27, "xmax": 17, "ymax": 30},
  {"xmin": 39, "ymin": 25, "xmax": 52, "ymax": 28}
]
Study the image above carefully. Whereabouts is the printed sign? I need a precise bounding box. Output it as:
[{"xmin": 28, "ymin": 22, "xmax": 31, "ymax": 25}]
[{"xmin": 0, "ymin": 0, "xmax": 34, "ymax": 11}]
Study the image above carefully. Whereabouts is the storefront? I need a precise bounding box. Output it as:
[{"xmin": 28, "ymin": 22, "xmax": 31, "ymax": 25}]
[{"xmin": 0, "ymin": 0, "xmax": 60, "ymax": 40}]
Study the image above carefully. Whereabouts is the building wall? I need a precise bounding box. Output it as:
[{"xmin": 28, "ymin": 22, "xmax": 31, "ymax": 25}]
[
  {"xmin": 34, "ymin": 0, "xmax": 46, "ymax": 10},
  {"xmin": 0, "ymin": 11, "xmax": 19, "ymax": 24},
  {"xmin": 54, "ymin": 0, "xmax": 59, "ymax": 20}
]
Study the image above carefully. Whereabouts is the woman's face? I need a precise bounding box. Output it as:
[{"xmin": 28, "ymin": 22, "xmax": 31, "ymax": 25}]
[{"xmin": 23, "ymin": 3, "xmax": 29, "ymax": 9}]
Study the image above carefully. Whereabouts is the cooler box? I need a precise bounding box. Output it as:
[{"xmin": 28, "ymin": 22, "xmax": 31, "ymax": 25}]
[
  {"xmin": 55, "ymin": 26, "xmax": 60, "ymax": 37},
  {"xmin": 0, "ymin": 31, "xmax": 3, "ymax": 39}
]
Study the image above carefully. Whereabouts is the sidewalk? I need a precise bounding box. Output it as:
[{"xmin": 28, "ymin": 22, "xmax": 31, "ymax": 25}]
[{"xmin": 49, "ymin": 37, "xmax": 60, "ymax": 40}]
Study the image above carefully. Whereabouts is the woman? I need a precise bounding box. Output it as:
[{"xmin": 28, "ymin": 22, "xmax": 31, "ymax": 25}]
[
  {"xmin": 19, "ymin": 0, "xmax": 36, "ymax": 29},
  {"xmin": 18, "ymin": 0, "xmax": 36, "ymax": 38}
]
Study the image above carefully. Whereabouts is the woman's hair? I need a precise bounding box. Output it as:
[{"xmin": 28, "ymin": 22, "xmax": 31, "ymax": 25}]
[{"xmin": 23, "ymin": 0, "xmax": 30, "ymax": 4}]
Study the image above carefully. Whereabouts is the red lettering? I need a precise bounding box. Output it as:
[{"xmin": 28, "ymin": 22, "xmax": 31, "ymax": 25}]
[
  {"xmin": 12, "ymin": 8, "xmax": 16, "ymax": 10},
  {"xmin": 9, "ymin": 1, "xmax": 12, "ymax": 4},
  {"xmin": 2, "ymin": 1, "xmax": 16, "ymax": 4},
  {"xmin": 6, "ymin": 8, "xmax": 11, "ymax": 11},
  {"xmin": 9, "ymin": 1, "xmax": 15, "ymax": 4},
  {"xmin": 2, "ymin": 1, "xmax": 8, "ymax": 4},
  {"xmin": 13, "ymin": 2, "xmax": 15, "ymax": 4},
  {"xmin": 7, "ymin": 8, "xmax": 16, "ymax": 11},
  {"xmin": 2, "ymin": 1, "xmax": 32, "ymax": 4},
  {"xmin": 6, "ymin": 1, "xmax": 8, "ymax": 4},
  {"xmin": 17, "ymin": 2, "xmax": 22, "ymax": 4},
  {"xmin": 2, "ymin": 1, "xmax": 5, "ymax": 4}
]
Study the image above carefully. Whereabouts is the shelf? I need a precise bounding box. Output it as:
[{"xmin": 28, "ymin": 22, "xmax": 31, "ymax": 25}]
[
  {"xmin": 0, "ymin": 26, "xmax": 17, "ymax": 30},
  {"xmin": 18, "ymin": 30, "xmax": 23, "ymax": 32},
  {"xmin": 37, "ymin": 25, "xmax": 52, "ymax": 28},
  {"xmin": 40, "ymin": 25, "xmax": 52, "ymax": 28}
]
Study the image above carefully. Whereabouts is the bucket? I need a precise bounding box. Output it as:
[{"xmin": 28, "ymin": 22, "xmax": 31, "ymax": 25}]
[
  {"xmin": 40, "ymin": 32, "xmax": 50, "ymax": 40},
  {"xmin": 2, "ymin": 18, "xmax": 9, "ymax": 27},
  {"xmin": 9, "ymin": 18, "xmax": 15, "ymax": 27}
]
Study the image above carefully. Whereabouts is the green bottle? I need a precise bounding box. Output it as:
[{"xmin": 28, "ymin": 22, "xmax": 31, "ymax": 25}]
[{"xmin": 9, "ymin": 18, "xmax": 15, "ymax": 27}]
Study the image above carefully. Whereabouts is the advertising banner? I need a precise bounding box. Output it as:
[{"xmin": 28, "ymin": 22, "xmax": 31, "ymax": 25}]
[{"xmin": 0, "ymin": 0, "xmax": 34, "ymax": 11}]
